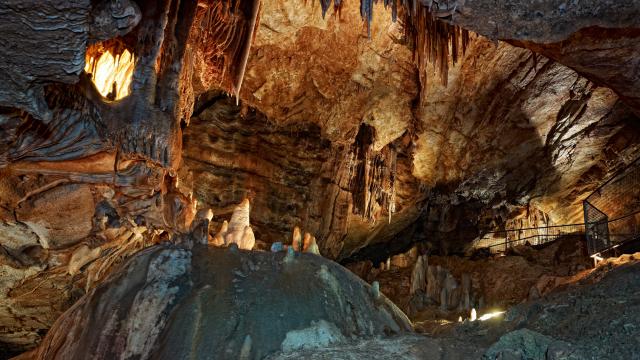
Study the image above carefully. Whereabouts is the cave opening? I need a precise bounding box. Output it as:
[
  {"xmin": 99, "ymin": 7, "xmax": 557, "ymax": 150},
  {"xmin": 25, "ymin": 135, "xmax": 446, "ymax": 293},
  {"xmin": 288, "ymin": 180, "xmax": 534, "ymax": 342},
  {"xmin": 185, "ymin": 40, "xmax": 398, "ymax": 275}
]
[
  {"xmin": 1, "ymin": 0, "xmax": 640, "ymax": 359},
  {"xmin": 84, "ymin": 40, "xmax": 136, "ymax": 101}
]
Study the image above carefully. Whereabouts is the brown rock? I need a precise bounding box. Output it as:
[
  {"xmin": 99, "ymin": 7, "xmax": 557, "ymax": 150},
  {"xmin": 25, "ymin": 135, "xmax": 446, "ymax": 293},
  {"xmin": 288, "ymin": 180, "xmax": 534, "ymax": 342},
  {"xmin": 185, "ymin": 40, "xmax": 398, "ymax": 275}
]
[{"xmin": 16, "ymin": 184, "xmax": 95, "ymax": 249}]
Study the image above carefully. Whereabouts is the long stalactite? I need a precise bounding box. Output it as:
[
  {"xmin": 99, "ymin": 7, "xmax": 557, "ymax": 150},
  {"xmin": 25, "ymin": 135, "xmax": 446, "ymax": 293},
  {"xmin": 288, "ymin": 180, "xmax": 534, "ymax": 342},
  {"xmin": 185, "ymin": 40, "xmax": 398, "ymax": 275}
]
[
  {"xmin": 348, "ymin": 124, "xmax": 397, "ymax": 223},
  {"xmin": 191, "ymin": 0, "xmax": 261, "ymax": 100}
]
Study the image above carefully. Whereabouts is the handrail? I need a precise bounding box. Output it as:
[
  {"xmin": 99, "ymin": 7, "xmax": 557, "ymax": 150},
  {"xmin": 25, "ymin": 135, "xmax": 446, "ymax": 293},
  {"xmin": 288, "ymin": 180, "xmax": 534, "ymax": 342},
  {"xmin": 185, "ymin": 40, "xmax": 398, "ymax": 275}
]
[
  {"xmin": 486, "ymin": 233, "xmax": 582, "ymax": 249},
  {"xmin": 482, "ymin": 222, "xmax": 585, "ymax": 234},
  {"xmin": 583, "ymin": 156, "xmax": 640, "ymax": 256},
  {"xmin": 606, "ymin": 209, "xmax": 640, "ymax": 223}
]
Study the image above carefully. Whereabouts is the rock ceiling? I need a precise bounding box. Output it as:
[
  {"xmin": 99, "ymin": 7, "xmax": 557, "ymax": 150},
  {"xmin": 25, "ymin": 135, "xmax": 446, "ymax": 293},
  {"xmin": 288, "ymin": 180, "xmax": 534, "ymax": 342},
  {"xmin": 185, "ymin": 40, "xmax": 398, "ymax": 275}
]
[{"xmin": 0, "ymin": 0, "xmax": 639, "ymax": 354}]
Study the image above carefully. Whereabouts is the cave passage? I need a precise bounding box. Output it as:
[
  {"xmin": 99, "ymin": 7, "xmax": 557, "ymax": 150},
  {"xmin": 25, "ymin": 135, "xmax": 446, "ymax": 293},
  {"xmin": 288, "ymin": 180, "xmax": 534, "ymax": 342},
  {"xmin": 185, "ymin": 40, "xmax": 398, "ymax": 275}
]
[{"xmin": 1, "ymin": 0, "xmax": 640, "ymax": 359}]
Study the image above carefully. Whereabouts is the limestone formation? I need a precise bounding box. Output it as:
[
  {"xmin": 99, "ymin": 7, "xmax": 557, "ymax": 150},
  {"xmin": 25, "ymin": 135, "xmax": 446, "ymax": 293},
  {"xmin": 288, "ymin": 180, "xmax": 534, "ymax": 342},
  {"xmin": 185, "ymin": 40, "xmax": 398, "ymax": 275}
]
[
  {"xmin": 211, "ymin": 220, "xmax": 228, "ymax": 247},
  {"xmin": 302, "ymin": 232, "xmax": 311, "ymax": 251},
  {"xmin": 196, "ymin": 208, "xmax": 214, "ymax": 222},
  {"xmin": 224, "ymin": 199, "xmax": 255, "ymax": 250},
  {"xmin": 189, "ymin": 217, "xmax": 210, "ymax": 246},
  {"xmin": 304, "ymin": 236, "xmax": 321, "ymax": 256},
  {"xmin": 239, "ymin": 226, "xmax": 256, "ymax": 251},
  {"xmin": 410, "ymin": 255, "xmax": 428, "ymax": 295},
  {"xmin": 292, "ymin": 226, "xmax": 303, "ymax": 252},
  {"xmin": 67, "ymin": 245, "xmax": 102, "ymax": 276},
  {"xmin": 0, "ymin": 0, "xmax": 640, "ymax": 355},
  {"xmin": 284, "ymin": 246, "xmax": 296, "ymax": 263},
  {"xmin": 22, "ymin": 245, "xmax": 412, "ymax": 359},
  {"xmin": 372, "ymin": 281, "xmax": 381, "ymax": 300}
]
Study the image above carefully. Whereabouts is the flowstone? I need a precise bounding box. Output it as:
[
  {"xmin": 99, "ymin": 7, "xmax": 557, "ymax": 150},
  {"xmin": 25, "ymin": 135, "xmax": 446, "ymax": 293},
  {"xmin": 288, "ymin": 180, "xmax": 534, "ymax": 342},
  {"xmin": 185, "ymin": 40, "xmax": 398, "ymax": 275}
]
[{"xmin": 25, "ymin": 244, "xmax": 412, "ymax": 359}]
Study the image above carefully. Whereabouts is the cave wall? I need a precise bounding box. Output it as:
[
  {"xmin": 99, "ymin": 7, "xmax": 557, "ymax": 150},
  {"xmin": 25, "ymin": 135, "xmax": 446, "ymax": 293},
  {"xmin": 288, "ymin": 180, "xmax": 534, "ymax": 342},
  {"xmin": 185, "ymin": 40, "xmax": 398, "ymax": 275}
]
[
  {"xmin": 183, "ymin": 94, "xmax": 425, "ymax": 259},
  {"xmin": 195, "ymin": 1, "xmax": 640, "ymax": 256},
  {"xmin": 0, "ymin": 0, "xmax": 639, "ymax": 355}
]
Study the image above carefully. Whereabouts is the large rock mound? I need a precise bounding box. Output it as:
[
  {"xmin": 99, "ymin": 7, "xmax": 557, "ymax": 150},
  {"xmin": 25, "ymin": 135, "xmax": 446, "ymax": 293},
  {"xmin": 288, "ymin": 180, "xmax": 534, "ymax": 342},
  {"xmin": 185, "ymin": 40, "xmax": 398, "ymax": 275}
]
[{"xmin": 22, "ymin": 245, "xmax": 412, "ymax": 359}]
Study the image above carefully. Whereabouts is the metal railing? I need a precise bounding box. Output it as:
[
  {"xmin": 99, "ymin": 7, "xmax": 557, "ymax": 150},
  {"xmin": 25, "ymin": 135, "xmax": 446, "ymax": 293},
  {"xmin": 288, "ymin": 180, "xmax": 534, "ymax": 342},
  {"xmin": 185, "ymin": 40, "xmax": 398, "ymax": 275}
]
[
  {"xmin": 584, "ymin": 157, "xmax": 640, "ymax": 256},
  {"xmin": 474, "ymin": 223, "xmax": 585, "ymax": 254}
]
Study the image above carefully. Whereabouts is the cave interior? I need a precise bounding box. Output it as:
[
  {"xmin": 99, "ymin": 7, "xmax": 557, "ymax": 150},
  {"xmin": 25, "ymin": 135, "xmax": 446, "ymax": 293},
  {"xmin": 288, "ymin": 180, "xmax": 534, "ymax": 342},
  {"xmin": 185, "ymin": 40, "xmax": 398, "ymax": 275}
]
[{"xmin": 1, "ymin": 0, "xmax": 640, "ymax": 359}]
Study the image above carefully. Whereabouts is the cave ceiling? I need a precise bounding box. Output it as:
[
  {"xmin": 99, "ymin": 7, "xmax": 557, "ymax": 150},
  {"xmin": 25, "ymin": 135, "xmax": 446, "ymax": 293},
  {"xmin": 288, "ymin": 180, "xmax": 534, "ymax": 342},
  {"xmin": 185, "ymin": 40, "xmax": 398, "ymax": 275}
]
[{"xmin": 0, "ymin": 0, "xmax": 639, "ymax": 354}]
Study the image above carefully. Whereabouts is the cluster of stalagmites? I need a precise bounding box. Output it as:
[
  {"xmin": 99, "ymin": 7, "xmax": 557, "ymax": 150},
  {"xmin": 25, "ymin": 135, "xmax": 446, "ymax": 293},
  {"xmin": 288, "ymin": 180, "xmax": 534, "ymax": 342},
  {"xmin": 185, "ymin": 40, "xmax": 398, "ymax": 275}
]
[
  {"xmin": 207, "ymin": 199, "xmax": 321, "ymax": 256},
  {"xmin": 210, "ymin": 198, "xmax": 256, "ymax": 250},
  {"xmin": 265, "ymin": 226, "xmax": 321, "ymax": 256},
  {"xmin": 409, "ymin": 255, "xmax": 476, "ymax": 316},
  {"xmin": 286, "ymin": 226, "xmax": 321, "ymax": 255}
]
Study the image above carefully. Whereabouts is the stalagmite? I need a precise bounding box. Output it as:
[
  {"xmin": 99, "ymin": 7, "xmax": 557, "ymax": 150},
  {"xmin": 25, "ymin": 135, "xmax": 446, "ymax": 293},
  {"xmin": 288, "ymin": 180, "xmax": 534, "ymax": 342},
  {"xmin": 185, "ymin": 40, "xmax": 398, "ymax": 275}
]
[
  {"xmin": 410, "ymin": 255, "xmax": 428, "ymax": 295},
  {"xmin": 284, "ymin": 246, "xmax": 296, "ymax": 263},
  {"xmin": 196, "ymin": 208, "xmax": 214, "ymax": 222},
  {"xmin": 371, "ymin": 281, "xmax": 381, "ymax": 300},
  {"xmin": 211, "ymin": 220, "xmax": 228, "ymax": 246},
  {"xmin": 439, "ymin": 288, "xmax": 448, "ymax": 311},
  {"xmin": 239, "ymin": 226, "xmax": 255, "ymax": 250},
  {"xmin": 443, "ymin": 273, "xmax": 459, "ymax": 309},
  {"xmin": 239, "ymin": 334, "xmax": 252, "ymax": 360},
  {"xmin": 461, "ymin": 273, "xmax": 472, "ymax": 311},
  {"xmin": 292, "ymin": 226, "xmax": 302, "ymax": 251},
  {"xmin": 304, "ymin": 236, "xmax": 321, "ymax": 255},
  {"xmin": 228, "ymin": 199, "xmax": 251, "ymax": 231},
  {"xmin": 190, "ymin": 217, "xmax": 210, "ymax": 245},
  {"xmin": 224, "ymin": 198, "xmax": 255, "ymax": 250},
  {"xmin": 302, "ymin": 232, "xmax": 312, "ymax": 251}
]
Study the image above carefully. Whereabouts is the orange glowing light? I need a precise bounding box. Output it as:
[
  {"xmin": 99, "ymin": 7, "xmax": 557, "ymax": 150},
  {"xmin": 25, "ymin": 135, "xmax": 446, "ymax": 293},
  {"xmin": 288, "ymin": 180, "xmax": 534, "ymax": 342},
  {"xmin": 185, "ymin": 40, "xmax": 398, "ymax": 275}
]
[{"xmin": 85, "ymin": 49, "xmax": 135, "ymax": 100}]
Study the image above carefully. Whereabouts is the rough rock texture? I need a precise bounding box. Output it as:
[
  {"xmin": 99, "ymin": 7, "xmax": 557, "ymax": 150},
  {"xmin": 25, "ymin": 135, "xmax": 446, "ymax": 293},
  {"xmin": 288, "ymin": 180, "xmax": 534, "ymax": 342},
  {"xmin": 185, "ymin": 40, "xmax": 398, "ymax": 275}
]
[
  {"xmin": 483, "ymin": 329, "xmax": 572, "ymax": 360},
  {"xmin": 0, "ymin": 167, "xmax": 195, "ymax": 355},
  {"xmin": 502, "ymin": 256, "xmax": 640, "ymax": 360},
  {"xmin": 16, "ymin": 184, "xmax": 95, "ymax": 249},
  {"xmin": 451, "ymin": 0, "xmax": 640, "ymax": 43},
  {"xmin": 350, "ymin": 236, "xmax": 591, "ymax": 319},
  {"xmin": 23, "ymin": 244, "xmax": 412, "ymax": 360},
  {"xmin": 512, "ymin": 28, "xmax": 640, "ymax": 116},
  {"xmin": 185, "ymin": 34, "xmax": 640, "ymax": 258},
  {"xmin": 0, "ymin": 1, "xmax": 201, "ymax": 351},
  {"xmin": 187, "ymin": 0, "xmax": 640, "ymax": 257},
  {"xmin": 1, "ymin": 0, "xmax": 640, "ymax": 355},
  {"xmin": 431, "ymin": 0, "xmax": 640, "ymax": 114},
  {"xmin": 239, "ymin": 0, "xmax": 418, "ymax": 148},
  {"xmin": 184, "ymin": 94, "xmax": 424, "ymax": 259},
  {"xmin": 266, "ymin": 334, "xmax": 484, "ymax": 359},
  {"xmin": 0, "ymin": 0, "xmax": 90, "ymax": 117},
  {"xmin": 411, "ymin": 37, "xmax": 640, "ymax": 252}
]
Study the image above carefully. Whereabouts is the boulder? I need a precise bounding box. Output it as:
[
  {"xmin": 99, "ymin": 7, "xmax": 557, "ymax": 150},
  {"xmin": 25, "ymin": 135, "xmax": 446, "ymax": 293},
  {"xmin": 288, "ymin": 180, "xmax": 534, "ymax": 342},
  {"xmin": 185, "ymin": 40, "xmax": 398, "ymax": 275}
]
[{"xmin": 27, "ymin": 245, "xmax": 413, "ymax": 359}]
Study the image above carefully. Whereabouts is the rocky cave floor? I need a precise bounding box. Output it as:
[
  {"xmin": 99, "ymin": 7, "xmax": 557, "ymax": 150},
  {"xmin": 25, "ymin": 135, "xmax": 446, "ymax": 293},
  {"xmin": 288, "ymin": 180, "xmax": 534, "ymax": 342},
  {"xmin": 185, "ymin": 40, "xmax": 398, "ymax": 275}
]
[
  {"xmin": 280, "ymin": 250, "xmax": 640, "ymax": 360},
  {"xmin": 5, "ymin": 241, "xmax": 640, "ymax": 359}
]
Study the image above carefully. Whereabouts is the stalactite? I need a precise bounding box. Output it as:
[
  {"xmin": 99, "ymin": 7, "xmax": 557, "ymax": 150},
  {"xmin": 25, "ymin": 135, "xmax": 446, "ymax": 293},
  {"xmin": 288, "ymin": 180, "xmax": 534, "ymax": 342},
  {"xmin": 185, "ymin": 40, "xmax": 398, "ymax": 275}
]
[
  {"xmin": 311, "ymin": 0, "xmax": 469, "ymax": 87},
  {"xmin": 192, "ymin": 0, "xmax": 261, "ymax": 100},
  {"xmin": 404, "ymin": 3, "xmax": 470, "ymax": 88},
  {"xmin": 348, "ymin": 124, "xmax": 397, "ymax": 222}
]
